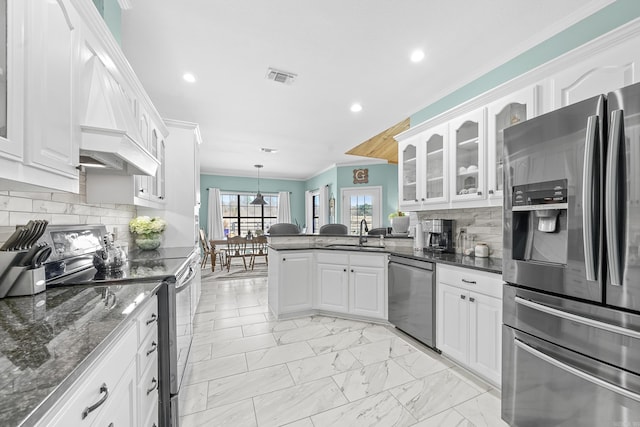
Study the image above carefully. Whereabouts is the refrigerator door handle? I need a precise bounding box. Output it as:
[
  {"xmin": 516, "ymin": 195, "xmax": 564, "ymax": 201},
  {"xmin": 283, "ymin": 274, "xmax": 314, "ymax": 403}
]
[
  {"xmin": 606, "ymin": 109, "xmax": 623, "ymax": 287},
  {"xmin": 514, "ymin": 338, "xmax": 640, "ymax": 403},
  {"xmin": 515, "ymin": 296, "xmax": 640, "ymax": 339},
  {"xmin": 583, "ymin": 115, "xmax": 598, "ymax": 282}
]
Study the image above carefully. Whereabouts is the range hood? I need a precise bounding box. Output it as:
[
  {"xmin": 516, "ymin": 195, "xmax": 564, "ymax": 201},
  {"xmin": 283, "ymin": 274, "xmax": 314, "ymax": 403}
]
[{"xmin": 79, "ymin": 56, "xmax": 159, "ymax": 176}]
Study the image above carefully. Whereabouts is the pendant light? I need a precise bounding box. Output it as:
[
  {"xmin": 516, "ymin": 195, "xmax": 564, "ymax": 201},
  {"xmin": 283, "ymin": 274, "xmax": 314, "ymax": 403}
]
[{"xmin": 250, "ymin": 164, "xmax": 268, "ymax": 205}]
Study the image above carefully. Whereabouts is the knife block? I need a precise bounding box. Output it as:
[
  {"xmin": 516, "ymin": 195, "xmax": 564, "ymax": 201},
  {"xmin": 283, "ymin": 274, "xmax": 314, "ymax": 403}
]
[{"xmin": 0, "ymin": 251, "xmax": 46, "ymax": 298}]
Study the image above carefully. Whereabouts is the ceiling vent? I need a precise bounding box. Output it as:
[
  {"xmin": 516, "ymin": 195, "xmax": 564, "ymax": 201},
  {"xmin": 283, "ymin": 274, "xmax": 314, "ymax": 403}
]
[{"xmin": 266, "ymin": 68, "xmax": 297, "ymax": 85}]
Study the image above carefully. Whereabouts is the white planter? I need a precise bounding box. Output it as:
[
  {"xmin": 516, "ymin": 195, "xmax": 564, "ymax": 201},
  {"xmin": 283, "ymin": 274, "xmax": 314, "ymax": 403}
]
[{"xmin": 391, "ymin": 216, "xmax": 410, "ymax": 234}]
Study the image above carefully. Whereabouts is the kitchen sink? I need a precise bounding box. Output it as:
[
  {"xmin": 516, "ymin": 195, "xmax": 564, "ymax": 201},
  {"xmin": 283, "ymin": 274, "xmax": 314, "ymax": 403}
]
[{"xmin": 323, "ymin": 244, "xmax": 388, "ymax": 252}]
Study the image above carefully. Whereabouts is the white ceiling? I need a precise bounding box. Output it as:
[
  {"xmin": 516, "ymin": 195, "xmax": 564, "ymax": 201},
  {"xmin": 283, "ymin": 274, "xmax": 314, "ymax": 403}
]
[{"xmin": 121, "ymin": 0, "xmax": 609, "ymax": 180}]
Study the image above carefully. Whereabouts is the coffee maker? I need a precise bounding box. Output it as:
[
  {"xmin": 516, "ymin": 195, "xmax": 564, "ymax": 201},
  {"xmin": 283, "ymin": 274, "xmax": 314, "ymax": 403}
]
[{"xmin": 423, "ymin": 219, "xmax": 455, "ymax": 253}]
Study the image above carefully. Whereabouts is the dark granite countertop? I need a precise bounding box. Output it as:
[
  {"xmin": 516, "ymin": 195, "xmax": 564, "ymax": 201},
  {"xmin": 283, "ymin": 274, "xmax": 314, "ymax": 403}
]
[
  {"xmin": 0, "ymin": 282, "xmax": 161, "ymax": 427},
  {"xmin": 269, "ymin": 244, "xmax": 502, "ymax": 275}
]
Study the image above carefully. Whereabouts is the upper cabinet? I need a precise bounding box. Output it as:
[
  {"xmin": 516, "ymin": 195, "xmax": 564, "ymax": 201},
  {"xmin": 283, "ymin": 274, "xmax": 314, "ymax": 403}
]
[
  {"xmin": 450, "ymin": 108, "xmax": 485, "ymax": 203},
  {"xmin": 486, "ymin": 86, "xmax": 538, "ymax": 202},
  {"xmin": 0, "ymin": 0, "xmax": 80, "ymax": 192},
  {"xmin": 0, "ymin": 0, "xmax": 166, "ymax": 194},
  {"xmin": 551, "ymin": 39, "xmax": 640, "ymax": 109},
  {"xmin": 398, "ymin": 124, "xmax": 449, "ymax": 211}
]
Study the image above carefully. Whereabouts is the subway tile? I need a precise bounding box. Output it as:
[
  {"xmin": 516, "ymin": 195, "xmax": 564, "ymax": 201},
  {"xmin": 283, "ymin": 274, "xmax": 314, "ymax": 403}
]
[{"xmin": 32, "ymin": 199, "xmax": 69, "ymax": 214}]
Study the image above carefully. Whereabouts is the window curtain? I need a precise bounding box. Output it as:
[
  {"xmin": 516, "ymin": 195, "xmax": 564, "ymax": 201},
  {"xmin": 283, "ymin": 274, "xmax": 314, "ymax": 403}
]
[
  {"xmin": 319, "ymin": 186, "xmax": 329, "ymax": 227},
  {"xmin": 277, "ymin": 191, "xmax": 292, "ymax": 224},
  {"xmin": 207, "ymin": 188, "xmax": 225, "ymax": 240}
]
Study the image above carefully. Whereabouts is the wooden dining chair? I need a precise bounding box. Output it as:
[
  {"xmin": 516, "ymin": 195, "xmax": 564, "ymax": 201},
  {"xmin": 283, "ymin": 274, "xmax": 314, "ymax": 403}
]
[
  {"xmin": 249, "ymin": 235, "xmax": 268, "ymax": 269},
  {"xmin": 199, "ymin": 229, "xmax": 224, "ymax": 271},
  {"xmin": 225, "ymin": 236, "xmax": 249, "ymax": 271}
]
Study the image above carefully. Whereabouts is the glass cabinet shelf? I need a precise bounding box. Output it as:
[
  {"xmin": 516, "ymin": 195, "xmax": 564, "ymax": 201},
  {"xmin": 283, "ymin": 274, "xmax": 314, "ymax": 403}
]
[{"xmin": 457, "ymin": 137, "xmax": 478, "ymax": 147}]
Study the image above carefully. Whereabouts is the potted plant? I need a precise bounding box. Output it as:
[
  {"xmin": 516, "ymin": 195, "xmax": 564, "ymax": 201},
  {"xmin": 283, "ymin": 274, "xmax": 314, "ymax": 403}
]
[
  {"xmin": 129, "ymin": 216, "xmax": 167, "ymax": 250},
  {"xmin": 389, "ymin": 211, "xmax": 410, "ymax": 234}
]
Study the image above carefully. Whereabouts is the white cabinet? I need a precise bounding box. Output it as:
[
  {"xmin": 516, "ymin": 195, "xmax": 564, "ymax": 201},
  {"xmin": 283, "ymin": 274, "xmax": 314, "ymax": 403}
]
[
  {"xmin": 349, "ymin": 261, "xmax": 386, "ymax": 319},
  {"xmin": 23, "ymin": 0, "xmax": 80, "ymax": 179},
  {"xmin": 36, "ymin": 323, "xmax": 138, "ymax": 427},
  {"xmin": 316, "ymin": 251, "xmax": 387, "ymax": 320},
  {"xmin": 486, "ymin": 86, "xmax": 538, "ymax": 202},
  {"xmin": 437, "ymin": 264, "xmax": 502, "ymax": 386},
  {"xmin": 0, "ymin": 0, "xmax": 80, "ymax": 192},
  {"xmin": 450, "ymin": 108, "xmax": 486, "ymax": 203},
  {"xmin": 139, "ymin": 120, "xmax": 201, "ymax": 248},
  {"xmin": 398, "ymin": 124, "xmax": 449, "ymax": 210},
  {"xmin": 269, "ymin": 251, "xmax": 313, "ymax": 315},
  {"xmin": 317, "ymin": 259, "xmax": 349, "ymax": 313},
  {"xmin": 551, "ymin": 38, "xmax": 640, "ymax": 109},
  {"xmin": 35, "ymin": 293, "xmax": 159, "ymax": 427},
  {"xmin": 269, "ymin": 249, "xmax": 387, "ymax": 321}
]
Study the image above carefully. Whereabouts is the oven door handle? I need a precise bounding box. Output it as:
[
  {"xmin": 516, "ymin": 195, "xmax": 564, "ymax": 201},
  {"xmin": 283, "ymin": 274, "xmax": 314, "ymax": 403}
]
[
  {"xmin": 515, "ymin": 296, "xmax": 640, "ymax": 340},
  {"xmin": 514, "ymin": 338, "xmax": 640, "ymax": 402}
]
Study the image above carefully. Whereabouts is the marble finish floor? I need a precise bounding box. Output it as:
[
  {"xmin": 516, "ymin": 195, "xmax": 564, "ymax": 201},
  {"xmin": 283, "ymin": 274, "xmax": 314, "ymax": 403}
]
[{"xmin": 180, "ymin": 269, "xmax": 508, "ymax": 427}]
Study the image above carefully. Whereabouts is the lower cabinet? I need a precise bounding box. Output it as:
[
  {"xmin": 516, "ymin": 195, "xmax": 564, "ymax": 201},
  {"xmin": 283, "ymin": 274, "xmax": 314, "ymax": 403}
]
[
  {"xmin": 274, "ymin": 251, "xmax": 313, "ymax": 315},
  {"xmin": 35, "ymin": 294, "xmax": 159, "ymax": 426},
  {"xmin": 270, "ymin": 250, "xmax": 387, "ymax": 321},
  {"xmin": 437, "ymin": 264, "xmax": 502, "ymax": 386}
]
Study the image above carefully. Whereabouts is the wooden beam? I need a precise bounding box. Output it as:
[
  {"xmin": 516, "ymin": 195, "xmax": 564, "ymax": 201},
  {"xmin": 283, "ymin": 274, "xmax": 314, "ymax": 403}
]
[{"xmin": 345, "ymin": 118, "xmax": 409, "ymax": 164}]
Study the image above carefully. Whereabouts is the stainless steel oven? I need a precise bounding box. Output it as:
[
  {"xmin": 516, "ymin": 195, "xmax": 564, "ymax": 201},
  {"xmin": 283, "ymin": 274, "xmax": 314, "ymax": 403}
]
[{"xmin": 158, "ymin": 251, "xmax": 199, "ymax": 427}]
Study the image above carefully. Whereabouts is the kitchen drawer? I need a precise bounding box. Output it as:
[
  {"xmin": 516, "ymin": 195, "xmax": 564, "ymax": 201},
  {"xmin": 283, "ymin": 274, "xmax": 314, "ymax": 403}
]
[
  {"xmin": 316, "ymin": 251, "xmax": 346, "ymax": 264},
  {"xmin": 438, "ymin": 264, "xmax": 502, "ymax": 298},
  {"xmin": 349, "ymin": 253, "xmax": 386, "ymax": 268},
  {"xmin": 36, "ymin": 323, "xmax": 137, "ymax": 427},
  {"xmin": 137, "ymin": 323, "xmax": 158, "ymax": 378},
  {"xmin": 138, "ymin": 354, "xmax": 159, "ymax": 425},
  {"xmin": 136, "ymin": 294, "xmax": 159, "ymax": 343}
]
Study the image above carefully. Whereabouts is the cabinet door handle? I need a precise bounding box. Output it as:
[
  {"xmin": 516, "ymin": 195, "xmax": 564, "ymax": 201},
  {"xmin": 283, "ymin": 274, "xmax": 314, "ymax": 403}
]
[
  {"xmin": 469, "ymin": 297, "xmax": 475, "ymax": 302},
  {"xmin": 146, "ymin": 341, "xmax": 158, "ymax": 356},
  {"xmin": 343, "ymin": 268, "xmax": 347, "ymax": 272},
  {"xmin": 477, "ymin": 191, "xmax": 482, "ymax": 196},
  {"xmin": 147, "ymin": 377, "xmax": 158, "ymax": 395},
  {"xmin": 282, "ymin": 258, "xmax": 286, "ymax": 261},
  {"xmin": 146, "ymin": 313, "xmax": 158, "ymax": 325},
  {"xmin": 421, "ymin": 198, "xmax": 425, "ymax": 201},
  {"xmin": 489, "ymin": 189, "xmax": 494, "ymax": 195},
  {"xmin": 414, "ymin": 199, "xmax": 418, "ymax": 202},
  {"xmin": 461, "ymin": 279, "xmax": 476, "ymax": 284},
  {"xmin": 81, "ymin": 383, "xmax": 109, "ymax": 419},
  {"xmin": 460, "ymin": 294, "xmax": 466, "ymax": 300},
  {"xmin": 351, "ymin": 269, "xmax": 354, "ymax": 273}
]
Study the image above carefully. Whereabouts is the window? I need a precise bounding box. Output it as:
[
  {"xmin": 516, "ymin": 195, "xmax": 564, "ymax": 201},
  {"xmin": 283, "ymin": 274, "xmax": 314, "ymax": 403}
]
[
  {"xmin": 341, "ymin": 187, "xmax": 382, "ymax": 234},
  {"xmin": 220, "ymin": 192, "xmax": 278, "ymax": 237}
]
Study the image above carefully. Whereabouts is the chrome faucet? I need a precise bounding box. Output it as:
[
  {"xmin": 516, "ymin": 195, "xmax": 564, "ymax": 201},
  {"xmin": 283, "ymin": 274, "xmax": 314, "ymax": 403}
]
[{"xmin": 359, "ymin": 219, "xmax": 369, "ymax": 246}]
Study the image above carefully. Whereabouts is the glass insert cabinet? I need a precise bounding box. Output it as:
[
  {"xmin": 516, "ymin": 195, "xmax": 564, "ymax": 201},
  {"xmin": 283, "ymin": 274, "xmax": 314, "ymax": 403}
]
[{"xmin": 451, "ymin": 108, "xmax": 485, "ymax": 202}]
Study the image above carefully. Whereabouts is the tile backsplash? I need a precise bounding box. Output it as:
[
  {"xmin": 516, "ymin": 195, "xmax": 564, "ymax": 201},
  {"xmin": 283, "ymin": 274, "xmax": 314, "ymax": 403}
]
[
  {"xmin": 0, "ymin": 173, "xmax": 136, "ymax": 247},
  {"xmin": 417, "ymin": 207, "xmax": 503, "ymax": 258}
]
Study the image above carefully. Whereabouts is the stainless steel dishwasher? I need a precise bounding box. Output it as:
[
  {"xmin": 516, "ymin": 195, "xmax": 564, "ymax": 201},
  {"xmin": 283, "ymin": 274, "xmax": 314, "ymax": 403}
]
[{"xmin": 388, "ymin": 255, "xmax": 437, "ymax": 350}]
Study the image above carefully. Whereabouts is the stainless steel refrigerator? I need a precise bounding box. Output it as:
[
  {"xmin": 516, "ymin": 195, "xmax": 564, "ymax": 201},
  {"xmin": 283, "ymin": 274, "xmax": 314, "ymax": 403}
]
[{"xmin": 502, "ymin": 82, "xmax": 640, "ymax": 426}]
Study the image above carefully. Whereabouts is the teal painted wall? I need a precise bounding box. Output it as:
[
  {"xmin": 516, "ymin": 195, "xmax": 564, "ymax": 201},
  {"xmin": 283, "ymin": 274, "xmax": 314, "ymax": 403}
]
[
  {"xmin": 336, "ymin": 164, "xmax": 398, "ymax": 228},
  {"xmin": 411, "ymin": 0, "xmax": 640, "ymax": 126},
  {"xmin": 200, "ymin": 175, "xmax": 306, "ymax": 234},
  {"xmin": 92, "ymin": 0, "xmax": 122, "ymax": 45},
  {"xmin": 200, "ymin": 162, "xmax": 398, "ymax": 234}
]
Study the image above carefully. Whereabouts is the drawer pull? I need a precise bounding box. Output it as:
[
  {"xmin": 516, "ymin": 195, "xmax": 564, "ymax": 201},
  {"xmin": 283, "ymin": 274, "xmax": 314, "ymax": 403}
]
[
  {"xmin": 469, "ymin": 297, "xmax": 475, "ymax": 302},
  {"xmin": 146, "ymin": 313, "xmax": 158, "ymax": 325},
  {"xmin": 81, "ymin": 383, "xmax": 109, "ymax": 419},
  {"xmin": 460, "ymin": 294, "xmax": 466, "ymax": 300},
  {"xmin": 147, "ymin": 377, "xmax": 158, "ymax": 395},
  {"xmin": 146, "ymin": 341, "xmax": 158, "ymax": 356},
  {"xmin": 461, "ymin": 279, "xmax": 477, "ymax": 284}
]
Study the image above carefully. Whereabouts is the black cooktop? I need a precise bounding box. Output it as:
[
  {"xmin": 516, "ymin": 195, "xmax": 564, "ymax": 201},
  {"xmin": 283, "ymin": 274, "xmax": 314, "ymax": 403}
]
[{"xmin": 46, "ymin": 246, "xmax": 197, "ymax": 287}]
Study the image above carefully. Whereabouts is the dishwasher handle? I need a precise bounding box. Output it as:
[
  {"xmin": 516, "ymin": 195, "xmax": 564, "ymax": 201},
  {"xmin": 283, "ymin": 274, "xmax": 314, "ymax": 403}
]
[{"xmin": 389, "ymin": 255, "xmax": 434, "ymax": 271}]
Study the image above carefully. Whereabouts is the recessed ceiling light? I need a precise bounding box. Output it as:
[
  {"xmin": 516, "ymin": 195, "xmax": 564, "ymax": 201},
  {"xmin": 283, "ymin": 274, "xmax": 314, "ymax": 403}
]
[
  {"xmin": 350, "ymin": 103, "xmax": 363, "ymax": 113},
  {"xmin": 410, "ymin": 49, "xmax": 425, "ymax": 63},
  {"xmin": 183, "ymin": 73, "xmax": 196, "ymax": 83},
  {"xmin": 260, "ymin": 147, "xmax": 278, "ymax": 153}
]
